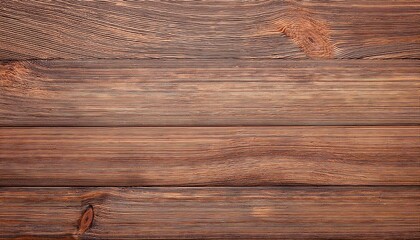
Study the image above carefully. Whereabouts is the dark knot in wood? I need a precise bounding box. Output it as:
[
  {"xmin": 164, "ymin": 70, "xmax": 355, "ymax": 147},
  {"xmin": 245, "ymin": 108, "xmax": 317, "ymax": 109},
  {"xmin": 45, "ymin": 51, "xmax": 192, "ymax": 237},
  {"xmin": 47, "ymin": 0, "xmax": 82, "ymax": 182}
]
[
  {"xmin": 78, "ymin": 205, "xmax": 94, "ymax": 235},
  {"xmin": 276, "ymin": 7, "xmax": 334, "ymax": 59}
]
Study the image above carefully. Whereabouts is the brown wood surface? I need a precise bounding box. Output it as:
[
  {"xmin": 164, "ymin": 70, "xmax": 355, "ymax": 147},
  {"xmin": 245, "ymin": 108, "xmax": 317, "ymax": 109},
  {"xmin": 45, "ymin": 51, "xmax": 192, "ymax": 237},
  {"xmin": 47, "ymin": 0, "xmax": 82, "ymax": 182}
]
[
  {"xmin": 0, "ymin": 187, "xmax": 419, "ymax": 239},
  {"xmin": 1, "ymin": 59, "xmax": 419, "ymax": 126},
  {"xmin": 1, "ymin": 0, "xmax": 419, "ymax": 239},
  {"xmin": 1, "ymin": 0, "xmax": 419, "ymax": 60},
  {"xmin": 0, "ymin": 127, "xmax": 419, "ymax": 186}
]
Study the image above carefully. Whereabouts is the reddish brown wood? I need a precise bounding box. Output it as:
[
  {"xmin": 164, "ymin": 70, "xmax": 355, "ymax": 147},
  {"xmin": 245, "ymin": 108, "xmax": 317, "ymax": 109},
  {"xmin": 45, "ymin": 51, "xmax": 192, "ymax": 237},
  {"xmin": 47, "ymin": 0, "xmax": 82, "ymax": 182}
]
[
  {"xmin": 0, "ymin": 187, "xmax": 419, "ymax": 239},
  {"xmin": 0, "ymin": 1, "xmax": 419, "ymax": 239},
  {"xmin": 0, "ymin": 126, "xmax": 418, "ymax": 186},
  {"xmin": 1, "ymin": 59, "xmax": 418, "ymax": 126},
  {"xmin": 0, "ymin": 0, "xmax": 419, "ymax": 60}
]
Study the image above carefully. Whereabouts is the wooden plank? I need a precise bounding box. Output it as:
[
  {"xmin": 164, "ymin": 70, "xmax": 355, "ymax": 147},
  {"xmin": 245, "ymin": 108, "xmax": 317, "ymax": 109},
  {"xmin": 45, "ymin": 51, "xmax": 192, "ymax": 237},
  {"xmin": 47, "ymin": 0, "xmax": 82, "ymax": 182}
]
[
  {"xmin": 0, "ymin": 0, "xmax": 419, "ymax": 60},
  {"xmin": 1, "ymin": 127, "xmax": 419, "ymax": 186},
  {"xmin": 1, "ymin": 59, "xmax": 419, "ymax": 126},
  {"xmin": 0, "ymin": 187, "xmax": 419, "ymax": 239}
]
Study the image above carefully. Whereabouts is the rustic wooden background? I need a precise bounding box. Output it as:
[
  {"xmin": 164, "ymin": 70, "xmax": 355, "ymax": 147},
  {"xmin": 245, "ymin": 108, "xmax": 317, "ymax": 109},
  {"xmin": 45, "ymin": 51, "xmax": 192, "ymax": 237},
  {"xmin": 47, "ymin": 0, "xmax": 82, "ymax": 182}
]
[{"xmin": 0, "ymin": 0, "xmax": 419, "ymax": 239}]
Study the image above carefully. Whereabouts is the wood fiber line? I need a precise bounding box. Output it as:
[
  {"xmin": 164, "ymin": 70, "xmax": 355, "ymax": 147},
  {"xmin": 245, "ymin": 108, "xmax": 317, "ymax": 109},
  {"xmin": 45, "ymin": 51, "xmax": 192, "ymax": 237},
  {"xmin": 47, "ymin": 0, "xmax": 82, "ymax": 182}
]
[
  {"xmin": 0, "ymin": 0, "xmax": 419, "ymax": 60},
  {"xmin": 1, "ymin": 59, "xmax": 419, "ymax": 126},
  {"xmin": 0, "ymin": 187, "xmax": 419, "ymax": 239},
  {"xmin": 1, "ymin": 127, "xmax": 419, "ymax": 186}
]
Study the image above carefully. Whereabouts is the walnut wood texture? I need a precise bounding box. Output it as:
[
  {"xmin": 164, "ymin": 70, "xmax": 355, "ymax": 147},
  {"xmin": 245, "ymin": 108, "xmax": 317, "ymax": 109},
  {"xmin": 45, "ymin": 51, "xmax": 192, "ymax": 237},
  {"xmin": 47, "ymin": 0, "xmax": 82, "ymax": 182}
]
[
  {"xmin": 1, "ymin": 1, "xmax": 420, "ymax": 239},
  {"xmin": 1, "ymin": 0, "xmax": 419, "ymax": 60},
  {"xmin": 0, "ymin": 187, "xmax": 419, "ymax": 239},
  {"xmin": 1, "ymin": 59, "xmax": 419, "ymax": 126},
  {"xmin": 0, "ymin": 127, "xmax": 419, "ymax": 186}
]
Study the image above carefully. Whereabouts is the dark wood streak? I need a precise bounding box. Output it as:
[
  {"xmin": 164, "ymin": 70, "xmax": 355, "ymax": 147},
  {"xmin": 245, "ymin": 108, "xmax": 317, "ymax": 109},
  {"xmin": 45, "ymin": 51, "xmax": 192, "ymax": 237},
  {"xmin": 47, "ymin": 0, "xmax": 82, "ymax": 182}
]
[
  {"xmin": 0, "ymin": 0, "xmax": 419, "ymax": 60},
  {"xmin": 8, "ymin": 236, "xmax": 75, "ymax": 240},
  {"xmin": 0, "ymin": 187, "xmax": 419, "ymax": 239},
  {"xmin": 1, "ymin": 59, "xmax": 419, "ymax": 126},
  {"xmin": 0, "ymin": 127, "xmax": 418, "ymax": 186}
]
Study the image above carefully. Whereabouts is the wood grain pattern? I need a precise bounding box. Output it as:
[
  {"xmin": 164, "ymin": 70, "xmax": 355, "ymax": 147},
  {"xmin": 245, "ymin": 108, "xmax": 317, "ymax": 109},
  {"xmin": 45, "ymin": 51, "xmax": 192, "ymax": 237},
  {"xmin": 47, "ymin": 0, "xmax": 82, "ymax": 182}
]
[
  {"xmin": 0, "ymin": 187, "xmax": 419, "ymax": 239},
  {"xmin": 1, "ymin": 1, "xmax": 419, "ymax": 238},
  {"xmin": 1, "ymin": 0, "xmax": 419, "ymax": 60},
  {"xmin": 1, "ymin": 59, "xmax": 419, "ymax": 126},
  {"xmin": 0, "ymin": 127, "xmax": 419, "ymax": 186}
]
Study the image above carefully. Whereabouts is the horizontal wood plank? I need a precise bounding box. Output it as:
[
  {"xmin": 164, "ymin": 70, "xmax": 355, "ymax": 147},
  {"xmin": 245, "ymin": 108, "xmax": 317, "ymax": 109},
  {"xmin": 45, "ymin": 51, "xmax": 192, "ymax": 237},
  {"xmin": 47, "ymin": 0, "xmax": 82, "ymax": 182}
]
[
  {"xmin": 0, "ymin": 0, "xmax": 419, "ymax": 60},
  {"xmin": 1, "ymin": 59, "xmax": 419, "ymax": 126},
  {"xmin": 0, "ymin": 187, "xmax": 419, "ymax": 239},
  {"xmin": 1, "ymin": 127, "xmax": 419, "ymax": 186}
]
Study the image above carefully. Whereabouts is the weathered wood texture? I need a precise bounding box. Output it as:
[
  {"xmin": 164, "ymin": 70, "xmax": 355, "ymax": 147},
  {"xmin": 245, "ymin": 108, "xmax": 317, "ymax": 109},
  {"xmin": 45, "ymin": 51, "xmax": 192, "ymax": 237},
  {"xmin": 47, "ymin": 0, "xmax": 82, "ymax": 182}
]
[
  {"xmin": 0, "ymin": 187, "xmax": 419, "ymax": 239},
  {"xmin": 1, "ymin": 60, "xmax": 419, "ymax": 126},
  {"xmin": 0, "ymin": 127, "xmax": 419, "ymax": 186},
  {"xmin": 1, "ymin": 0, "xmax": 419, "ymax": 60},
  {"xmin": 1, "ymin": 1, "xmax": 419, "ymax": 239}
]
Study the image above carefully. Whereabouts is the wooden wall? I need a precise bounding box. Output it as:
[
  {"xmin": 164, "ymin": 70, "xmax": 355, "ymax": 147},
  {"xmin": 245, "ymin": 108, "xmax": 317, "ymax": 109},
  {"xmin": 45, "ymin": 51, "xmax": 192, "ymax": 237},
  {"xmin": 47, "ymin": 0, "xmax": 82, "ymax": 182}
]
[{"xmin": 0, "ymin": 0, "xmax": 419, "ymax": 239}]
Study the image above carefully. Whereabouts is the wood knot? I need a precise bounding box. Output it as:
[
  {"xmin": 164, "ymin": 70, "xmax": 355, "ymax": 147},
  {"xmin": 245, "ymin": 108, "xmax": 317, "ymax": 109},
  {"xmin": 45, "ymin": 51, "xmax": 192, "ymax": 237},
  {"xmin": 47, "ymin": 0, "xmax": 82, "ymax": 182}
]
[
  {"xmin": 1, "ymin": 61, "xmax": 29, "ymax": 85},
  {"xmin": 276, "ymin": 7, "xmax": 334, "ymax": 59},
  {"xmin": 1, "ymin": 61, "xmax": 52, "ymax": 98},
  {"xmin": 78, "ymin": 205, "xmax": 94, "ymax": 235},
  {"xmin": 0, "ymin": 61, "xmax": 41, "ymax": 96}
]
